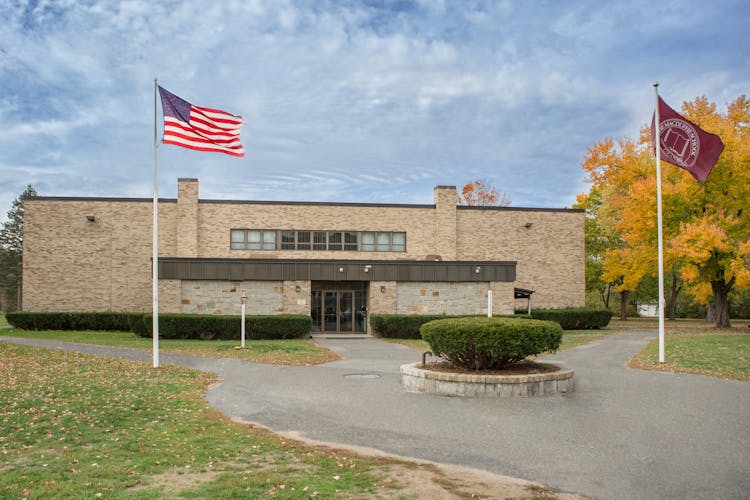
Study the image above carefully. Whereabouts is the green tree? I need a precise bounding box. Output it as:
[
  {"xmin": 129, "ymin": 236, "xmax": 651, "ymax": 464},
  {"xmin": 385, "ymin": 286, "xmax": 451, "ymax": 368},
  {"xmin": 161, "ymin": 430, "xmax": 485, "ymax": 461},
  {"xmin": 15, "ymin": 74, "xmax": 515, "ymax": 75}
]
[{"xmin": 0, "ymin": 185, "xmax": 38, "ymax": 311}]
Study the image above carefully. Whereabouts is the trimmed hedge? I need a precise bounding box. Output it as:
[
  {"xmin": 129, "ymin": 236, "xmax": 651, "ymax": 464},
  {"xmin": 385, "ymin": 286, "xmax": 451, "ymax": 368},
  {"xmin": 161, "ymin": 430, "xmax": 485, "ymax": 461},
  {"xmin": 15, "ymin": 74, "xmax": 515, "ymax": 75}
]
[
  {"xmin": 370, "ymin": 313, "xmax": 532, "ymax": 338},
  {"xmin": 530, "ymin": 308, "xmax": 612, "ymax": 330},
  {"xmin": 420, "ymin": 316, "xmax": 563, "ymax": 370},
  {"xmin": 6, "ymin": 311, "xmax": 312, "ymax": 340},
  {"xmin": 6, "ymin": 311, "xmax": 134, "ymax": 331},
  {"xmin": 370, "ymin": 314, "xmax": 457, "ymax": 339},
  {"xmin": 135, "ymin": 314, "xmax": 312, "ymax": 340}
]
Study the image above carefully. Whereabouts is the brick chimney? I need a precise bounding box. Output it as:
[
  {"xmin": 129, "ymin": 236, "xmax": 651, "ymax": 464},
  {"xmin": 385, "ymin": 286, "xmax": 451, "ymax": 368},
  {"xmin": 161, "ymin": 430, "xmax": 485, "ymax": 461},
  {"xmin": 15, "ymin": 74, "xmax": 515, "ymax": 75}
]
[{"xmin": 177, "ymin": 178, "xmax": 199, "ymax": 257}]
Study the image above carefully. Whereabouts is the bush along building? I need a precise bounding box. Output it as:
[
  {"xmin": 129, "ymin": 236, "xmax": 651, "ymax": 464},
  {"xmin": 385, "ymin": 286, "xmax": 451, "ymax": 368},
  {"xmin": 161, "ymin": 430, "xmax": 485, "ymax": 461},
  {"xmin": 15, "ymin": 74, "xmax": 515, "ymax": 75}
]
[{"xmin": 22, "ymin": 178, "xmax": 584, "ymax": 334}]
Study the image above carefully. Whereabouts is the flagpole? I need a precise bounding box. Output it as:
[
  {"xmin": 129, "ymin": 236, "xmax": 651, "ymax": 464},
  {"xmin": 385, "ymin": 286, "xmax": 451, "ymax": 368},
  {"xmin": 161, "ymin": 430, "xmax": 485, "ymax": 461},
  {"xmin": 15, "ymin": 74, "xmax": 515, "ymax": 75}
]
[
  {"xmin": 153, "ymin": 78, "xmax": 160, "ymax": 369},
  {"xmin": 653, "ymin": 83, "xmax": 666, "ymax": 363}
]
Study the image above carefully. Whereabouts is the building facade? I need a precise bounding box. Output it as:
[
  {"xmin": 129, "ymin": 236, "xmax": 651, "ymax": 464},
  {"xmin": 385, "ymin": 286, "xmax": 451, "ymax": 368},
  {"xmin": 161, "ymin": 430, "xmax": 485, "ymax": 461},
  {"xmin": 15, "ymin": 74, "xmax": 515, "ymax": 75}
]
[{"xmin": 22, "ymin": 178, "xmax": 584, "ymax": 333}]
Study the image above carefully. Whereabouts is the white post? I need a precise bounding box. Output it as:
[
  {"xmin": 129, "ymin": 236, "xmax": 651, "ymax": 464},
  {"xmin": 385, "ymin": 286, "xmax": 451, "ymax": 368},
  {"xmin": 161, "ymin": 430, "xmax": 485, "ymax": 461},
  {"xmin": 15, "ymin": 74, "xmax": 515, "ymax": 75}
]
[
  {"xmin": 487, "ymin": 290, "xmax": 493, "ymax": 317},
  {"xmin": 240, "ymin": 291, "xmax": 247, "ymax": 349},
  {"xmin": 241, "ymin": 303, "xmax": 246, "ymax": 349},
  {"xmin": 152, "ymin": 78, "xmax": 160, "ymax": 369},
  {"xmin": 654, "ymin": 83, "xmax": 666, "ymax": 363}
]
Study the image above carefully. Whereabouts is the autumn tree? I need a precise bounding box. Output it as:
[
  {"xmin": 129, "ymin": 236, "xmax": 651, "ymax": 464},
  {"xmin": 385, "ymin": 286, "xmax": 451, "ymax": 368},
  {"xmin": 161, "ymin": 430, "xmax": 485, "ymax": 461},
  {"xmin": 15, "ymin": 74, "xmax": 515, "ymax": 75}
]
[
  {"xmin": 458, "ymin": 179, "xmax": 511, "ymax": 206},
  {"xmin": 0, "ymin": 185, "xmax": 37, "ymax": 311},
  {"xmin": 579, "ymin": 95, "xmax": 750, "ymax": 327}
]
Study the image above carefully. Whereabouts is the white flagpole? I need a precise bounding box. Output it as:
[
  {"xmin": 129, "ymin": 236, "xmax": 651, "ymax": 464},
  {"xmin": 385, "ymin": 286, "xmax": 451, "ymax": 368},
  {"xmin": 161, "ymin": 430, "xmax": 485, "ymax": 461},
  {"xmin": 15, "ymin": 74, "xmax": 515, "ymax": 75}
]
[
  {"xmin": 153, "ymin": 78, "xmax": 160, "ymax": 368},
  {"xmin": 653, "ymin": 83, "xmax": 666, "ymax": 363}
]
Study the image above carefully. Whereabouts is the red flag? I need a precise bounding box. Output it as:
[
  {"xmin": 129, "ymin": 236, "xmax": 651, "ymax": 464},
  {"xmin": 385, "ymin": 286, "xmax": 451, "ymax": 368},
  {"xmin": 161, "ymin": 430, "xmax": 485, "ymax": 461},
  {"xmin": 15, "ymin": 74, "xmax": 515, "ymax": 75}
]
[
  {"xmin": 651, "ymin": 96, "xmax": 724, "ymax": 183},
  {"xmin": 158, "ymin": 86, "xmax": 244, "ymax": 157}
]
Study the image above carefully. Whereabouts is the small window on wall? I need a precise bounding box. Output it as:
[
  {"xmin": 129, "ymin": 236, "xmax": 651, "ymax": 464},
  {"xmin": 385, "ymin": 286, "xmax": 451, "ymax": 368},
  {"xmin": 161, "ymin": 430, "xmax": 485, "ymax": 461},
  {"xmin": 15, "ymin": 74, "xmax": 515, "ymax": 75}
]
[
  {"xmin": 230, "ymin": 230, "xmax": 246, "ymax": 250},
  {"xmin": 281, "ymin": 231, "xmax": 295, "ymax": 250},
  {"xmin": 328, "ymin": 231, "xmax": 342, "ymax": 251},
  {"xmin": 297, "ymin": 231, "xmax": 311, "ymax": 250},
  {"xmin": 376, "ymin": 232, "xmax": 390, "ymax": 251},
  {"xmin": 361, "ymin": 232, "xmax": 375, "ymax": 251},
  {"xmin": 230, "ymin": 229, "xmax": 277, "ymax": 250},
  {"xmin": 313, "ymin": 231, "xmax": 327, "ymax": 250},
  {"xmin": 344, "ymin": 232, "xmax": 358, "ymax": 251},
  {"xmin": 392, "ymin": 232, "xmax": 406, "ymax": 252}
]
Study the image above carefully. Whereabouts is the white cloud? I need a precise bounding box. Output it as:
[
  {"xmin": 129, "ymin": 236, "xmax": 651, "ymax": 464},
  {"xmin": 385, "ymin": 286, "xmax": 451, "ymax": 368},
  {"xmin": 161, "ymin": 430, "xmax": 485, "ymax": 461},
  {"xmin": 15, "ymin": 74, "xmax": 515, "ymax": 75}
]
[{"xmin": 0, "ymin": 0, "xmax": 748, "ymax": 221}]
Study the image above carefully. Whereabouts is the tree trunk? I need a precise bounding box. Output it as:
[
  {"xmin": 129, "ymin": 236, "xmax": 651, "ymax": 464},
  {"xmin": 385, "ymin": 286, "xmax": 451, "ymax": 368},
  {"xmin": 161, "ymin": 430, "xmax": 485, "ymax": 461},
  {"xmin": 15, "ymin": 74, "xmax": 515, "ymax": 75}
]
[
  {"xmin": 619, "ymin": 290, "xmax": 629, "ymax": 320},
  {"xmin": 706, "ymin": 303, "xmax": 716, "ymax": 324},
  {"xmin": 666, "ymin": 273, "xmax": 682, "ymax": 321},
  {"xmin": 711, "ymin": 277, "xmax": 735, "ymax": 328}
]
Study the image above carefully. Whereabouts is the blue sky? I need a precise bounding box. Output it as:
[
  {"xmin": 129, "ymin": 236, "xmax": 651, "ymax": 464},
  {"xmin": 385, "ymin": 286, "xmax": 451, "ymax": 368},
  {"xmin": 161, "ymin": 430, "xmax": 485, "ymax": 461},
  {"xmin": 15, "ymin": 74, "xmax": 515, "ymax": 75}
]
[{"xmin": 1, "ymin": 0, "xmax": 748, "ymax": 220}]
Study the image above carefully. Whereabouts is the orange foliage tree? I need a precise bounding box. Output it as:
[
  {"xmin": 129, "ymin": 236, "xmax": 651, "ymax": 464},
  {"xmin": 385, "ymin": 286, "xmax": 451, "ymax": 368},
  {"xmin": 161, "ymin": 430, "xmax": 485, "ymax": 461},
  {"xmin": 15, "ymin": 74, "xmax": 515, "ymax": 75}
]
[
  {"xmin": 579, "ymin": 95, "xmax": 750, "ymax": 327},
  {"xmin": 457, "ymin": 180, "xmax": 511, "ymax": 207}
]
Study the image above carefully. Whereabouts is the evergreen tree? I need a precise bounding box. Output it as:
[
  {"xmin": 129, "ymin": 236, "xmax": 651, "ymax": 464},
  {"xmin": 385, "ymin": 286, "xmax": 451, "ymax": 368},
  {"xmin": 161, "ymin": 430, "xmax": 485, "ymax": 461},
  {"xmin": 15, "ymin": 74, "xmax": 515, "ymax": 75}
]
[{"xmin": 0, "ymin": 185, "xmax": 38, "ymax": 311}]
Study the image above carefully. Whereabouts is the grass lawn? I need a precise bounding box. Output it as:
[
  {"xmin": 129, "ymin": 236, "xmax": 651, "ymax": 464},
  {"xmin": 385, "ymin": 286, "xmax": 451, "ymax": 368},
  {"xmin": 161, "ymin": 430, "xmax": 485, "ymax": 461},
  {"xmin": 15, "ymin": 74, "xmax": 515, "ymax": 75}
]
[
  {"xmin": 629, "ymin": 333, "xmax": 750, "ymax": 381},
  {"xmin": 0, "ymin": 329, "xmax": 339, "ymax": 365},
  {"xmin": 0, "ymin": 342, "xmax": 558, "ymax": 499},
  {"xmin": 0, "ymin": 343, "xmax": 399, "ymax": 498},
  {"xmin": 610, "ymin": 317, "xmax": 750, "ymax": 334}
]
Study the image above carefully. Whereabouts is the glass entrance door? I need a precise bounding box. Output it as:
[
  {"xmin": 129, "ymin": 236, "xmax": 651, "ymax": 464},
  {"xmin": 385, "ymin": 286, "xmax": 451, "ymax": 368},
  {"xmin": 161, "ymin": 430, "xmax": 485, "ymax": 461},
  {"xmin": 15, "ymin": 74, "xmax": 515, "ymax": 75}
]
[{"xmin": 311, "ymin": 290, "xmax": 364, "ymax": 333}]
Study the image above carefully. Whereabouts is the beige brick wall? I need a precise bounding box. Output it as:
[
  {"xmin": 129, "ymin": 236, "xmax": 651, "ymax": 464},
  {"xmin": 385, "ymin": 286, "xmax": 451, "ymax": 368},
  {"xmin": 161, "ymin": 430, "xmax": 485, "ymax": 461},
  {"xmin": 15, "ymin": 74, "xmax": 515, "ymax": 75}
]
[
  {"xmin": 23, "ymin": 199, "xmax": 177, "ymax": 312},
  {"xmin": 23, "ymin": 179, "xmax": 583, "ymax": 313},
  {"xmin": 456, "ymin": 209, "xmax": 585, "ymax": 308}
]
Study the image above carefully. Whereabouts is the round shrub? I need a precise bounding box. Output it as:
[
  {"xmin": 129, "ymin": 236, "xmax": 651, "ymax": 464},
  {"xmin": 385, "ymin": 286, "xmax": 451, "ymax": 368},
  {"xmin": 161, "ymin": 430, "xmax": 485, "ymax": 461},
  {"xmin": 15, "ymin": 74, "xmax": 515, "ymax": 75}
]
[{"xmin": 420, "ymin": 317, "xmax": 563, "ymax": 370}]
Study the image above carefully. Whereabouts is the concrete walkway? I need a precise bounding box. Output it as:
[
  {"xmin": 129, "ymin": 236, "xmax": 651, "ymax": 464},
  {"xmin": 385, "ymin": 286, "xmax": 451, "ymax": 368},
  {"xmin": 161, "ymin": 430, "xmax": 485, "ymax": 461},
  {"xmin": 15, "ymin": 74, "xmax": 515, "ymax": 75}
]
[{"xmin": 2, "ymin": 332, "xmax": 749, "ymax": 499}]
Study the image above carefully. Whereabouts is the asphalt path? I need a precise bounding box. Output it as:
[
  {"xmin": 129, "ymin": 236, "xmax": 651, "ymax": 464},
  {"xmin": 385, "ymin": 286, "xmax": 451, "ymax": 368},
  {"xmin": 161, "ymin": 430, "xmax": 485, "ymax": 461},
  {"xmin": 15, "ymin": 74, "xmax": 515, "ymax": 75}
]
[{"xmin": 2, "ymin": 331, "xmax": 749, "ymax": 499}]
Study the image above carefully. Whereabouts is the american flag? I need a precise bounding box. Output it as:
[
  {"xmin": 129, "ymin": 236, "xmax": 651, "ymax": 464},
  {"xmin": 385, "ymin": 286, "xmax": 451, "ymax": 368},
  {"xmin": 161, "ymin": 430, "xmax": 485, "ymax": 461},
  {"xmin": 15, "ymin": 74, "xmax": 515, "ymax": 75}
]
[{"xmin": 158, "ymin": 86, "xmax": 244, "ymax": 157}]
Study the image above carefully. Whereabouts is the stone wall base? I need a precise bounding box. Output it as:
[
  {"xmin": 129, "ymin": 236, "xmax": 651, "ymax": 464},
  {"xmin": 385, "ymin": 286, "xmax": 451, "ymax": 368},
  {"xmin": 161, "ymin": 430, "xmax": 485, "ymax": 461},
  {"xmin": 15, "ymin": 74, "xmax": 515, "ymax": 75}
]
[{"xmin": 400, "ymin": 362, "xmax": 574, "ymax": 397}]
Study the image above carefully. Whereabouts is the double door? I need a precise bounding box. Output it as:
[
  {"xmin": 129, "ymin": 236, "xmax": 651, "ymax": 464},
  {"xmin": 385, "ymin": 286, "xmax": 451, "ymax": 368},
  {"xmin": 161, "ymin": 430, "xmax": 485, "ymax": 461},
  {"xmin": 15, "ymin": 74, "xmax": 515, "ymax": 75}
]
[{"xmin": 311, "ymin": 290, "xmax": 366, "ymax": 333}]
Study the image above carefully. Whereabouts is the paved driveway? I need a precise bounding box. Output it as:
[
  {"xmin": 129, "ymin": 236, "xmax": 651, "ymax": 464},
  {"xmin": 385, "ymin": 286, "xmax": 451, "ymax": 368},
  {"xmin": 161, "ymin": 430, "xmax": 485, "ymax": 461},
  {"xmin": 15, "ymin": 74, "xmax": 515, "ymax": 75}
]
[{"xmin": 3, "ymin": 331, "xmax": 749, "ymax": 499}]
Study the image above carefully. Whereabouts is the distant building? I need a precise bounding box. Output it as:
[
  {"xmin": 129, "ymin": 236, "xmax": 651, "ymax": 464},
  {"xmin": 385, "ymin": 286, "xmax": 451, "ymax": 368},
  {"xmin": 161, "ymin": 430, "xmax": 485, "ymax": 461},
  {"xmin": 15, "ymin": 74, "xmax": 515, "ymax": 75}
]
[{"xmin": 22, "ymin": 178, "xmax": 584, "ymax": 333}]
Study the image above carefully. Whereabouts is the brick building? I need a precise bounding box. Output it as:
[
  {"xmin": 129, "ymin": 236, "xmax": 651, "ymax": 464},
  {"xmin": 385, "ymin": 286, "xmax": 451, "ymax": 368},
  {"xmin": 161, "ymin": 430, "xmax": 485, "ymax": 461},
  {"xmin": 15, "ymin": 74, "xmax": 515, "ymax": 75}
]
[{"xmin": 22, "ymin": 178, "xmax": 584, "ymax": 333}]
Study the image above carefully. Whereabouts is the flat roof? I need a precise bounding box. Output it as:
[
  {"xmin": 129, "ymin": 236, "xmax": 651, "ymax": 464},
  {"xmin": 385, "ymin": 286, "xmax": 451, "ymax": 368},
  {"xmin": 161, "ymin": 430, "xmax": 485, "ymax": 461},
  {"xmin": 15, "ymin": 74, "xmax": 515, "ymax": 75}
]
[{"xmin": 26, "ymin": 195, "xmax": 581, "ymax": 213}]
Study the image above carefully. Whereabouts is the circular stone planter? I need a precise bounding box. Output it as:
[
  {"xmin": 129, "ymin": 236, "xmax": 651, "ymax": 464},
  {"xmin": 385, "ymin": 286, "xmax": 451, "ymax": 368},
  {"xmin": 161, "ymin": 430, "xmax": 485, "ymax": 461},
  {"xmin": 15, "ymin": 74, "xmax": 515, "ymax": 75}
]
[{"xmin": 400, "ymin": 362, "xmax": 574, "ymax": 398}]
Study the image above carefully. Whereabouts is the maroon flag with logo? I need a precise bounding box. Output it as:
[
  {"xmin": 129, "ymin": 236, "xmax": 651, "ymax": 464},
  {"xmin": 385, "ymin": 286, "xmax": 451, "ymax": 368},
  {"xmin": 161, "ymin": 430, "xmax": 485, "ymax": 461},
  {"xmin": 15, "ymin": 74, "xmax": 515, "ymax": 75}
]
[{"xmin": 651, "ymin": 96, "xmax": 724, "ymax": 183}]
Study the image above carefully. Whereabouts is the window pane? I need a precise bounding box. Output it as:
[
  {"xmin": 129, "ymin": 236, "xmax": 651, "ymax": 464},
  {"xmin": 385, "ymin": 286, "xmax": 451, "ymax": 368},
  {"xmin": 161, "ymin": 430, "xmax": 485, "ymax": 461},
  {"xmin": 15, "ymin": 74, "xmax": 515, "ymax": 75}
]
[
  {"xmin": 262, "ymin": 231, "xmax": 276, "ymax": 250},
  {"xmin": 231, "ymin": 230, "xmax": 245, "ymax": 243},
  {"xmin": 392, "ymin": 232, "xmax": 405, "ymax": 251},
  {"xmin": 361, "ymin": 232, "xmax": 375, "ymax": 251},
  {"xmin": 297, "ymin": 231, "xmax": 311, "ymax": 250},
  {"xmin": 230, "ymin": 242, "xmax": 245, "ymax": 250},
  {"xmin": 328, "ymin": 231, "xmax": 342, "ymax": 250},
  {"xmin": 376, "ymin": 232, "xmax": 390, "ymax": 251},
  {"xmin": 281, "ymin": 231, "xmax": 295, "ymax": 250},
  {"xmin": 247, "ymin": 230, "xmax": 261, "ymax": 243},
  {"xmin": 344, "ymin": 232, "xmax": 358, "ymax": 251},
  {"xmin": 313, "ymin": 231, "xmax": 327, "ymax": 250}
]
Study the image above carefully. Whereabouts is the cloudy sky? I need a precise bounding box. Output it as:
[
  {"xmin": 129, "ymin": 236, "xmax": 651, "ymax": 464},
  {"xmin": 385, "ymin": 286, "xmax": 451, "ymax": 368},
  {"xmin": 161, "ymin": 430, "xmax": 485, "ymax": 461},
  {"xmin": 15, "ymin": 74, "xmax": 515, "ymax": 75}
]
[{"xmin": 1, "ymin": 0, "xmax": 748, "ymax": 220}]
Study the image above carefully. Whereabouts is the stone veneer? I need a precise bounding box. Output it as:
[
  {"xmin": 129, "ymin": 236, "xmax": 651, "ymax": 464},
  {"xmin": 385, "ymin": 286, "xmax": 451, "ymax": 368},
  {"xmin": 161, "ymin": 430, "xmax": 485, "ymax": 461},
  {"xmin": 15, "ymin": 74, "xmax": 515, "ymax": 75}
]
[
  {"xmin": 181, "ymin": 280, "xmax": 284, "ymax": 315},
  {"xmin": 400, "ymin": 362, "xmax": 574, "ymax": 397},
  {"xmin": 397, "ymin": 282, "xmax": 492, "ymax": 315}
]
